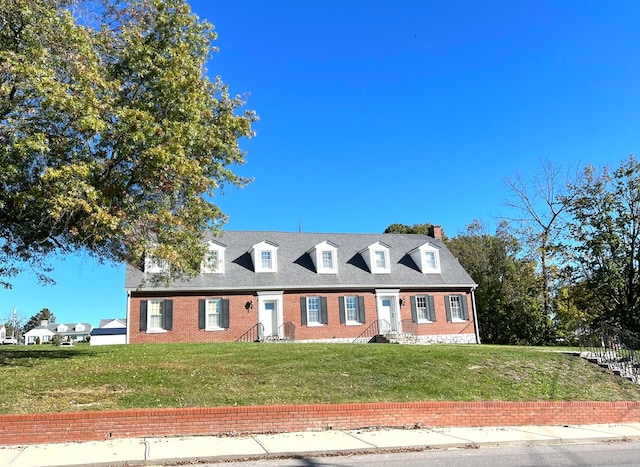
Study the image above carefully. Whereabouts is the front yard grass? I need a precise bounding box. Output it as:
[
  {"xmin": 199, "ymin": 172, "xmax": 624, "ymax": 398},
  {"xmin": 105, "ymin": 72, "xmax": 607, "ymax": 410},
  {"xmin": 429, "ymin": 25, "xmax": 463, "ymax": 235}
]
[{"xmin": 1, "ymin": 342, "xmax": 639, "ymax": 414}]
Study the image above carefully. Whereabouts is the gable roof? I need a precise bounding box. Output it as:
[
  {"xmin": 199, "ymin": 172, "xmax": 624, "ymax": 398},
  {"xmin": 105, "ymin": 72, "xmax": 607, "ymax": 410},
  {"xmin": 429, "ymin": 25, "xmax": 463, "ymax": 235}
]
[
  {"xmin": 98, "ymin": 319, "xmax": 127, "ymax": 328},
  {"xmin": 125, "ymin": 230, "xmax": 476, "ymax": 293},
  {"xmin": 24, "ymin": 322, "xmax": 93, "ymax": 335}
]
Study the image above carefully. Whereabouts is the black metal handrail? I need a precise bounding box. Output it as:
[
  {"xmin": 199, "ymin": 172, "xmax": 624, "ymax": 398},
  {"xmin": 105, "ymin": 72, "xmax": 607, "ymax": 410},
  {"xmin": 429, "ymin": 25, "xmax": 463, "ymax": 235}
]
[
  {"xmin": 579, "ymin": 323, "xmax": 640, "ymax": 383},
  {"xmin": 235, "ymin": 323, "xmax": 264, "ymax": 343},
  {"xmin": 353, "ymin": 319, "xmax": 390, "ymax": 344}
]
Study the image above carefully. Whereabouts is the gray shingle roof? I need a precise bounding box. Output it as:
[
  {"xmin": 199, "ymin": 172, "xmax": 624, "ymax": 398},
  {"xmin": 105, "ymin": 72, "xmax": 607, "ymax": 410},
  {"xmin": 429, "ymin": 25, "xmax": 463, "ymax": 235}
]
[{"xmin": 125, "ymin": 231, "xmax": 477, "ymax": 293}]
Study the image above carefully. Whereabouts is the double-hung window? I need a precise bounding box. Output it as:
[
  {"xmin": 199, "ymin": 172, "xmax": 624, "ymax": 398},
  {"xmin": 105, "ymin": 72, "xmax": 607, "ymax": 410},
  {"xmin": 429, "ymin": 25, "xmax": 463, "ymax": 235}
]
[
  {"xmin": 445, "ymin": 295, "xmax": 469, "ymax": 322},
  {"xmin": 345, "ymin": 296, "xmax": 359, "ymax": 322},
  {"xmin": 322, "ymin": 251, "xmax": 334, "ymax": 269},
  {"xmin": 449, "ymin": 296, "xmax": 461, "ymax": 320},
  {"xmin": 411, "ymin": 295, "xmax": 435, "ymax": 322},
  {"xmin": 261, "ymin": 250, "xmax": 272, "ymax": 269},
  {"xmin": 340, "ymin": 296, "xmax": 365, "ymax": 325},
  {"xmin": 416, "ymin": 296, "xmax": 429, "ymax": 321},
  {"xmin": 424, "ymin": 251, "xmax": 437, "ymax": 270},
  {"xmin": 300, "ymin": 296, "xmax": 327, "ymax": 326},
  {"xmin": 202, "ymin": 250, "xmax": 219, "ymax": 273},
  {"xmin": 149, "ymin": 300, "xmax": 164, "ymax": 330},
  {"xmin": 140, "ymin": 299, "xmax": 173, "ymax": 332},
  {"xmin": 198, "ymin": 298, "xmax": 230, "ymax": 330},
  {"xmin": 307, "ymin": 297, "xmax": 321, "ymax": 324},
  {"xmin": 206, "ymin": 299, "xmax": 222, "ymax": 329},
  {"xmin": 374, "ymin": 251, "xmax": 386, "ymax": 269}
]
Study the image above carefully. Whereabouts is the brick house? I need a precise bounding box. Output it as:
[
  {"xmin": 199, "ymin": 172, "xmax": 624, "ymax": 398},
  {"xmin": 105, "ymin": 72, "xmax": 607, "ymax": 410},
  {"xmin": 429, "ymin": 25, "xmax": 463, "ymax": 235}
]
[{"xmin": 125, "ymin": 229, "xmax": 479, "ymax": 344}]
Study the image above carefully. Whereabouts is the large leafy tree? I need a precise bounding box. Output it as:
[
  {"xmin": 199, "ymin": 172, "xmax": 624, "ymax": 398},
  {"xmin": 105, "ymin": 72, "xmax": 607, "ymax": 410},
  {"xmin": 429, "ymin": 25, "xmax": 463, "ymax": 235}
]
[
  {"xmin": 0, "ymin": 0, "xmax": 256, "ymax": 287},
  {"xmin": 565, "ymin": 155, "xmax": 640, "ymax": 335},
  {"xmin": 447, "ymin": 220, "xmax": 551, "ymax": 345}
]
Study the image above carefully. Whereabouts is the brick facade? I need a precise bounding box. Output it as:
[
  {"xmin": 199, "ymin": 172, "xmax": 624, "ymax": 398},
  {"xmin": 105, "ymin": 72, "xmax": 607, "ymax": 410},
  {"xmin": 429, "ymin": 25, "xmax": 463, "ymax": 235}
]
[
  {"xmin": 129, "ymin": 290, "xmax": 477, "ymax": 344},
  {"xmin": 2, "ymin": 401, "xmax": 640, "ymax": 446}
]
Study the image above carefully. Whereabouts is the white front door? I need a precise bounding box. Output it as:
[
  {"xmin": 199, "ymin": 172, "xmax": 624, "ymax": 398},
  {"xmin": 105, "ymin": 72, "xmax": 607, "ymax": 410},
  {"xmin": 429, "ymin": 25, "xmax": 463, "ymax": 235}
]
[
  {"xmin": 377, "ymin": 295, "xmax": 401, "ymax": 333},
  {"xmin": 259, "ymin": 300, "xmax": 280, "ymax": 337}
]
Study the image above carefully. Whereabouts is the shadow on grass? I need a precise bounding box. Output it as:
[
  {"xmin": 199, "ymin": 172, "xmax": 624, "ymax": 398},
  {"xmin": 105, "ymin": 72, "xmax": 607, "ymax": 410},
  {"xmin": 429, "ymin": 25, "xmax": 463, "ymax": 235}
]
[{"xmin": 0, "ymin": 346, "xmax": 96, "ymax": 366}]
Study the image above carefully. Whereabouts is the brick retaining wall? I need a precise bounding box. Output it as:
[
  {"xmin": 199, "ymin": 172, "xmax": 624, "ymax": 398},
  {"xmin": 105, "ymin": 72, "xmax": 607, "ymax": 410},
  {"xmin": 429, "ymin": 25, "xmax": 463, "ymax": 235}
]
[{"xmin": 2, "ymin": 401, "xmax": 640, "ymax": 446}]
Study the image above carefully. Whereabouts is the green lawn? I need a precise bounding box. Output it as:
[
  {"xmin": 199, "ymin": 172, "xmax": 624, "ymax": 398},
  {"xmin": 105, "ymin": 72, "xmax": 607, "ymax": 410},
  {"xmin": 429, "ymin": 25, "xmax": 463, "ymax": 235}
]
[{"xmin": 1, "ymin": 342, "xmax": 639, "ymax": 414}]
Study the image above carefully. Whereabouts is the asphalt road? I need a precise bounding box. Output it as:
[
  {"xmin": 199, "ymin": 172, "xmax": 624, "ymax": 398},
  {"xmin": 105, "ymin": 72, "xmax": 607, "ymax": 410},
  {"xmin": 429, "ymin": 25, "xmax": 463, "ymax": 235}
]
[{"xmin": 205, "ymin": 440, "xmax": 640, "ymax": 467}]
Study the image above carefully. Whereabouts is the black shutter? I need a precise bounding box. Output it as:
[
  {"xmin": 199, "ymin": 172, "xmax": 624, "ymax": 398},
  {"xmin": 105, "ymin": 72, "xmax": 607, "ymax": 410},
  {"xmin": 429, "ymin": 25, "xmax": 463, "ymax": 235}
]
[
  {"xmin": 221, "ymin": 299, "xmax": 230, "ymax": 328},
  {"xmin": 164, "ymin": 300, "xmax": 173, "ymax": 330},
  {"xmin": 410, "ymin": 296, "xmax": 418, "ymax": 322},
  {"xmin": 320, "ymin": 297, "xmax": 328, "ymax": 324},
  {"xmin": 339, "ymin": 297, "xmax": 346, "ymax": 324},
  {"xmin": 428, "ymin": 295, "xmax": 436, "ymax": 321},
  {"xmin": 460, "ymin": 294, "xmax": 469, "ymax": 320},
  {"xmin": 444, "ymin": 296, "xmax": 452, "ymax": 322},
  {"xmin": 198, "ymin": 300, "xmax": 206, "ymax": 330},
  {"xmin": 139, "ymin": 301, "xmax": 147, "ymax": 331},
  {"xmin": 300, "ymin": 297, "xmax": 307, "ymax": 326},
  {"xmin": 358, "ymin": 296, "xmax": 366, "ymax": 323}
]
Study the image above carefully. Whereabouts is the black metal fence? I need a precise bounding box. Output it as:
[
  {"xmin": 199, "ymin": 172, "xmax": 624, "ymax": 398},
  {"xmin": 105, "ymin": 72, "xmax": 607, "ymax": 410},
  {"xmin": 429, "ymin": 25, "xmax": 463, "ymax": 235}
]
[{"xmin": 579, "ymin": 323, "xmax": 640, "ymax": 383}]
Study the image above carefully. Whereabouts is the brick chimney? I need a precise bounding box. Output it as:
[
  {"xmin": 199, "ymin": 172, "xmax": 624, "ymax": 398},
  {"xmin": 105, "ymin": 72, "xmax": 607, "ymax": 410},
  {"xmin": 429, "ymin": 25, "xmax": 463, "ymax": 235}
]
[{"xmin": 428, "ymin": 225, "xmax": 442, "ymax": 240}]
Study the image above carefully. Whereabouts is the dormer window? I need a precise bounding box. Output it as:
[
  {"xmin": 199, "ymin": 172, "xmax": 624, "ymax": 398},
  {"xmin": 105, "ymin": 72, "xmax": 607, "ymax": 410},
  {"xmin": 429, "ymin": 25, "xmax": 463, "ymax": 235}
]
[
  {"xmin": 360, "ymin": 242, "xmax": 391, "ymax": 274},
  {"xmin": 425, "ymin": 251, "xmax": 437, "ymax": 269},
  {"xmin": 409, "ymin": 242, "xmax": 441, "ymax": 274},
  {"xmin": 201, "ymin": 241, "xmax": 226, "ymax": 274},
  {"xmin": 144, "ymin": 254, "xmax": 169, "ymax": 274},
  {"xmin": 57, "ymin": 324, "xmax": 67, "ymax": 332},
  {"xmin": 261, "ymin": 250, "xmax": 272, "ymax": 269},
  {"xmin": 250, "ymin": 241, "xmax": 278, "ymax": 273},
  {"xmin": 322, "ymin": 251, "xmax": 334, "ymax": 269},
  {"xmin": 308, "ymin": 241, "xmax": 338, "ymax": 274}
]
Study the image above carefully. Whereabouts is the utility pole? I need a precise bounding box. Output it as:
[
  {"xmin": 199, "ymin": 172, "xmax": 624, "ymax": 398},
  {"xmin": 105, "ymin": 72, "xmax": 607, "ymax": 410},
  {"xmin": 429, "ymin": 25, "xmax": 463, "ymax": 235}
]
[{"xmin": 12, "ymin": 306, "xmax": 17, "ymax": 341}]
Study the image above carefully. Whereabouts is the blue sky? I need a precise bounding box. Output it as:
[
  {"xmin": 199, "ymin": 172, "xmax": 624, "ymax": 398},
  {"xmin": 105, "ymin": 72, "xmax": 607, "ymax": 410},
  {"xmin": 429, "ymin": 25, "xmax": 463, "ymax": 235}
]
[{"xmin": 3, "ymin": 0, "xmax": 640, "ymax": 327}]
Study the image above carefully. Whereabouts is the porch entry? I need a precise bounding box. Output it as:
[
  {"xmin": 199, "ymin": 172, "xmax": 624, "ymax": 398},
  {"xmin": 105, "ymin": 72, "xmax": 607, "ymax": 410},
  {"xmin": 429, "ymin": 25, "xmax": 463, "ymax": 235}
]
[
  {"xmin": 375, "ymin": 290, "xmax": 401, "ymax": 333},
  {"xmin": 257, "ymin": 291, "xmax": 284, "ymax": 338}
]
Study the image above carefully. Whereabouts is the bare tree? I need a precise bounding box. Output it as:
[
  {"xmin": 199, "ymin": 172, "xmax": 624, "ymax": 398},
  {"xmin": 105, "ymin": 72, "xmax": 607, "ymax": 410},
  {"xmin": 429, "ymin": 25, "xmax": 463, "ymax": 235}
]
[{"xmin": 504, "ymin": 160, "xmax": 579, "ymax": 318}]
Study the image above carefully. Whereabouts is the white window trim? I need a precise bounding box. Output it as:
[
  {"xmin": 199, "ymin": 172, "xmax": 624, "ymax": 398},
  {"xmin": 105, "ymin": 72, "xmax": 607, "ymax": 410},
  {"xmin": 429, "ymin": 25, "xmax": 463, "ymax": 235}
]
[
  {"xmin": 361, "ymin": 242, "xmax": 391, "ymax": 274},
  {"xmin": 144, "ymin": 254, "xmax": 169, "ymax": 274},
  {"xmin": 308, "ymin": 241, "xmax": 339, "ymax": 274},
  {"xmin": 205, "ymin": 298, "xmax": 224, "ymax": 331},
  {"xmin": 415, "ymin": 295, "xmax": 432, "ymax": 323},
  {"xmin": 306, "ymin": 296, "xmax": 323, "ymax": 327},
  {"xmin": 449, "ymin": 295, "xmax": 465, "ymax": 323},
  {"xmin": 201, "ymin": 241, "xmax": 226, "ymax": 274},
  {"xmin": 344, "ymin": 296, "xmax": 361, "ymax": 326},
  {"xmin": 146, "ymin": 299, "xmax": 167, "ymax": 333},
  {"xmin": 251, "ymin": 241, "xmax": 279, "ymax": 273},
  {"xmin": 409, "ymin": 242, "xmax": 441, "ymax": 274}
]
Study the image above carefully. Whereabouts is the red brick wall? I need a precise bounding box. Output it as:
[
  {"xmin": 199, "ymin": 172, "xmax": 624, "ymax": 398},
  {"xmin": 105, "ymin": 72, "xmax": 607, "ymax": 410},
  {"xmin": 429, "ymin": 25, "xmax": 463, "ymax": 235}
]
[
  {"xmin": 2, "ymin": 401, "xmax": 639, "ymax": 446},
  {"xmin": 129, "ymin": 291, "xmax": 476, "ymax": 344},
  {"xmin": 129, "ymin": 293, "xmax": 258, "ymax": 343}
]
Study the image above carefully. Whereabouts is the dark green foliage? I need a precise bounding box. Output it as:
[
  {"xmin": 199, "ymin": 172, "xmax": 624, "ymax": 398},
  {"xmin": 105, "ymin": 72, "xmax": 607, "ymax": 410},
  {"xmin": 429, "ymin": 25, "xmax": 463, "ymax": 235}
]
[
  {"xmin": 447, "ymin": 220, "xmax": 553, "ymax": 345},
  {"xmin": 565, "ymin": 155, "xmax": 640, "ymax": 335},
  {"xmin": 23, "ymin": 308, "xmax": 55, "ymax": 334}
]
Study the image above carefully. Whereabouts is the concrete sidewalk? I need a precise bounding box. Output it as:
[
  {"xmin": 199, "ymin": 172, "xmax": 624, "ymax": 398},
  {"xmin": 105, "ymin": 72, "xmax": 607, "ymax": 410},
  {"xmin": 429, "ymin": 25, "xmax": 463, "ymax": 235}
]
[{"xmin": 3, "ymin": 423, "xmax": 640, "ymax": 467}]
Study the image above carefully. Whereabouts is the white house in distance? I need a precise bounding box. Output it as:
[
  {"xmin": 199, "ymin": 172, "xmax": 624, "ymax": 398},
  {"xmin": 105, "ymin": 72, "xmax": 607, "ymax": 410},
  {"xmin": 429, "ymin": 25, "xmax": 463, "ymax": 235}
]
[
  {"xmin": 0, "ymin": 325, "xmax": 5, "ymax": 341},
  {"xmin": 24, "ymin": 321, "xmax": 93, "ymax": 345},
  {"xmin": 90, "ymin": 319, "xmax": 127, "ymax": 346}
]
